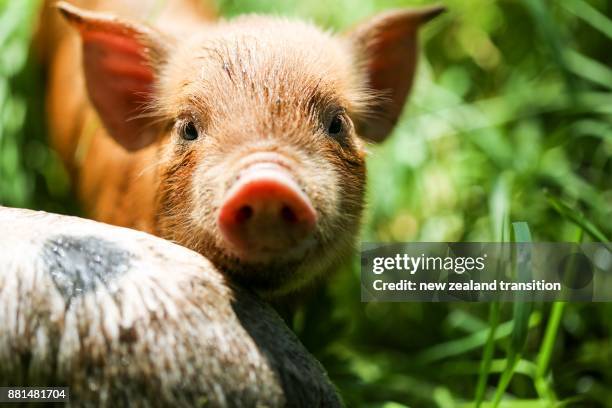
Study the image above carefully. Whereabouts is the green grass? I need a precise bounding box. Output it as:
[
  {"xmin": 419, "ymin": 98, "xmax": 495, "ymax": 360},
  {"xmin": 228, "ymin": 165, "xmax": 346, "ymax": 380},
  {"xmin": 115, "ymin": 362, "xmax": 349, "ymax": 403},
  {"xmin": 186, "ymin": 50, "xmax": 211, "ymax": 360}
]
[{"xmin": 1, "ymin": 0, "xmax": 610, "ymax": 406}]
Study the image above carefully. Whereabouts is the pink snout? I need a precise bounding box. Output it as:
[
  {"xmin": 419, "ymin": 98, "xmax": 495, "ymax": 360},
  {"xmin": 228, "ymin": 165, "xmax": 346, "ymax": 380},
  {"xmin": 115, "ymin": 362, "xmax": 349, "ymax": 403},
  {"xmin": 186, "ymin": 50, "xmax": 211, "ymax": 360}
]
[{"xmin": 218, "ymin": 163, "xmax": 317, "ymax": 256}]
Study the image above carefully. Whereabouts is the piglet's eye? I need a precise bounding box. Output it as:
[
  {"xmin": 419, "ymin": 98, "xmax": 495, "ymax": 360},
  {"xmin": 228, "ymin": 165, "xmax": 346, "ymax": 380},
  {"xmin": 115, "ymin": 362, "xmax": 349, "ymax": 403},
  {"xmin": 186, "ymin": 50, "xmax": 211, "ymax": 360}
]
[
  {"xmin": 327, "ymin": 114, "xmax": 344, "ymax": 135},
  {"xmin": 182, "ymin": 121, "xmax": 199, "ymax": 141}
]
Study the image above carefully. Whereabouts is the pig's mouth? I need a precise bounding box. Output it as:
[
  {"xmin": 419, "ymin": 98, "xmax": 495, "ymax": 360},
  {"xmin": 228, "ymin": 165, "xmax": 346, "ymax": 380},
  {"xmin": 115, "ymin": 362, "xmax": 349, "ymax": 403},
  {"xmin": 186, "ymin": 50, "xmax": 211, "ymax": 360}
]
[
  {"xmin": 216, "ymin": 154, "xmax": 319, "ymax": 263},
  {"xmin": 216, "ymin": 248, "xmax": 317, "ymax": 293}
]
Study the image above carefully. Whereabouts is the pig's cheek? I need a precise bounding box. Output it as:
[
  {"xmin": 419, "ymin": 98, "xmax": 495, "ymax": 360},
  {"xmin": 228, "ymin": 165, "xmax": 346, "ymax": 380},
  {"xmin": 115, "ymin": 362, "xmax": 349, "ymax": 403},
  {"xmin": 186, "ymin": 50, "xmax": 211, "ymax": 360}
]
[
  {"xmin": 189, "ymin": 162, "xmax": 225, "ymax": 235},
  {"xmin": 188, "ymin": 167, "xmax": 210, "ymax": 229},
  {"xmin": 320, "ymin": 152, "xmax": 366, "ymax": 237},
  {"xmin": 299, "ymin": 171, "xmax": 338, "ymax": 235},
  {"xmin": 306, "ymin": 151, "xmax": 343, "ymax": 219}
]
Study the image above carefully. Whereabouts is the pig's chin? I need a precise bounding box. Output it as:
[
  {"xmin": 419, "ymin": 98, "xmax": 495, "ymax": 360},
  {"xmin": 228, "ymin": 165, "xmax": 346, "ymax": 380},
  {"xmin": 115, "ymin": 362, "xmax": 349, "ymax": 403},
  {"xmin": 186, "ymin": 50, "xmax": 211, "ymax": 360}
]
[
  {"xmin": 223, "ymin": 235, "xmax": 317, "ymax": 264},
  {"xmin": 210, "ymin": 239, "xmax": 321, "ymax": 294}
]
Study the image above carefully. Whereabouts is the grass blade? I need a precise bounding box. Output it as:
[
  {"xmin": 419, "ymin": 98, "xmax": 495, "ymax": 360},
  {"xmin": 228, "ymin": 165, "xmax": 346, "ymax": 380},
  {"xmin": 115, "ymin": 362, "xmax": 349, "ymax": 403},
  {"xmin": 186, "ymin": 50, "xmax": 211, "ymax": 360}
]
[
  {"xmin": 416, "ymin": 313, "xmax": 541, "ymax": 364},
  {"xmin": 534, "ymin": 301, "xmax": 566, "ymax": 401},
  {"xmin": 534, "ymin": 229, "xmax": 582, "ymax": 401},
  {"xmin": 510, "ymin": 222, "xmax": 533, "ymax": 353},
  {"xmin": 491, "ymin": 222, "xmax": 533, "ymax": 407},
  {"xmin": 545, "ymin": 192, "xmax": 611, "ymax": 250},
  {"xmin": 565, "ymin": 49, "xmax": 612, "ymax": 91},
  {"xmin": 474, "ymin": 302, "xmax": 501, "ymax": 407},
  {"xmin": 562, "ymin": 0, "xmax": 612, "ymax": 41},
  {"xmin": 520, "ymin": 0, "xmax": 576, "ymax": 97},
  {"xmin": 476, "ymin": 185, "xmax": 512, "ymax": 407}
]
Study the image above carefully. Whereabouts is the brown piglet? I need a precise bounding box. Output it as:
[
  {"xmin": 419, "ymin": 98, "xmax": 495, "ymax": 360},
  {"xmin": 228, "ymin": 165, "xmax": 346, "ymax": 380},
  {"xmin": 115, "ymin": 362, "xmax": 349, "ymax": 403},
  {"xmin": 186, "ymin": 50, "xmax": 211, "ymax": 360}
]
[{"xmin": 41, "ymin": 0, "xmax": 443, "ymax": 298}]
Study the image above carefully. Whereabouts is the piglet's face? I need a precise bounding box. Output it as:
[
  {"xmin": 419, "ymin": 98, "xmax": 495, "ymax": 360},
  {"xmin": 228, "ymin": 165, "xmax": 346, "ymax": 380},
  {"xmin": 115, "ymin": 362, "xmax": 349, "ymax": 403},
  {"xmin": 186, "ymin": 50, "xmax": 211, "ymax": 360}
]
[
  {"xmin": 59, "ymin": 3, "xmax": 443, "ymax": 297},
  {"xmin": 155, "ymin": 20, "xmax": 368, "ymax": 295}
]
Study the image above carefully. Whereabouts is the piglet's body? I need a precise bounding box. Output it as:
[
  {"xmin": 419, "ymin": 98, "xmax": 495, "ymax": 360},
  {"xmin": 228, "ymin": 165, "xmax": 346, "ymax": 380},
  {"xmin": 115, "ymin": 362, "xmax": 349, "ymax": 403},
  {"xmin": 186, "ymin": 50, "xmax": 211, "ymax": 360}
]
[
  {"xmin": 41, "ymin": 0, "xmax": 442, "ymax": 297},
  {"xmin": 0, "ymin": 206, "xmax": 341, "ymax": 407}
]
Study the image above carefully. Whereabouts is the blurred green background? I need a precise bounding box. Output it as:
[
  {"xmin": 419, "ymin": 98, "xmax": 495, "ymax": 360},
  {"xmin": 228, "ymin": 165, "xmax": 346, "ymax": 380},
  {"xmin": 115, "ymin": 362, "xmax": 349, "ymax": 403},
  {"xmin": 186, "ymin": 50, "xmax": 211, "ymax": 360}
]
[{"xmin": 0, "ymin": 0, "xmax": 610, "ymax": 406}]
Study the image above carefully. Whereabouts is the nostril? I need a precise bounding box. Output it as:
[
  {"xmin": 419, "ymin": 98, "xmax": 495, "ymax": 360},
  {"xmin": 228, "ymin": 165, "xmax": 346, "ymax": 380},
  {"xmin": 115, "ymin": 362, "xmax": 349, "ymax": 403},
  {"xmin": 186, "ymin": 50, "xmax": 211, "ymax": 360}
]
[
  {"xmin": 281, "ymin": 205, "xmax": 297, "ymax": 223},
  {"xmin": 235, "ymin": 205, "xmax": 253, "ymax": 224}
]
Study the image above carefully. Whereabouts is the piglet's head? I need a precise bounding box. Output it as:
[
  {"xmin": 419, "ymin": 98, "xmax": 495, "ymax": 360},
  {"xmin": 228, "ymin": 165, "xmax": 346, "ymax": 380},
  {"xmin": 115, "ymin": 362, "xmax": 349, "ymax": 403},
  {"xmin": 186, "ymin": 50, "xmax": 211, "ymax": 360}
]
[{"xmin": 58, "ymin": 2, "xmax": 443, "ymax": 298}]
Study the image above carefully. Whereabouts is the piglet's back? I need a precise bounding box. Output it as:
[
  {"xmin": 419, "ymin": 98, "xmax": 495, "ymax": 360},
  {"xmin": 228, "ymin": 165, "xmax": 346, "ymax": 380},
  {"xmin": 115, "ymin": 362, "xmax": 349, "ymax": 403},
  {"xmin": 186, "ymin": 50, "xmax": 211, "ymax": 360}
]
[{"xmin": 0, "ymin": 206, "xmax": 342, "ymax": 407}]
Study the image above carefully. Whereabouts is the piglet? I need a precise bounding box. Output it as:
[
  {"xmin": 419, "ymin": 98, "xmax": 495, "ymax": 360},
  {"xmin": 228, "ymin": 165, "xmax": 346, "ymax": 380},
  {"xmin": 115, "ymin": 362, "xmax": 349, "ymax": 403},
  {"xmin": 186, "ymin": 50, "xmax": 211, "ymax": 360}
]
[
  {"xmin": 0, "ymin": 206, "xmax": 341, "ymax": 407},
  {"xmin": 41, "ymin": 0, "xmax": 443, "ymax": 297}
]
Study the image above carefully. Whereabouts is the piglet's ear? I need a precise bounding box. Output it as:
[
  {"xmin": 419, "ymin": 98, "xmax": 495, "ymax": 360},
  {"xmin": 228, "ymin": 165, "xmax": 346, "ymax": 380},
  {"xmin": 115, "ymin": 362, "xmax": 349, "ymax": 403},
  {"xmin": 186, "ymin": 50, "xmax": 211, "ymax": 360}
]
[
  {"xmin": 57, "ymin": 2, "xmax": 170, "ymax": 151},
  {"xmin": 348, "ymin": 6, "xmax": 444, "ymax": 143}
]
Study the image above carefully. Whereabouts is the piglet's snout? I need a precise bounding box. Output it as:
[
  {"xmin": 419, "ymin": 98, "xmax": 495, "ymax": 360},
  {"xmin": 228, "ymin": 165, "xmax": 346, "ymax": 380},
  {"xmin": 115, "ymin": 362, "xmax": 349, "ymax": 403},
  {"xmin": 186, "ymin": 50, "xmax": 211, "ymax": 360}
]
[{"xmin": 218, "ymin": 162, "xmax": 317, "ymax": 255}]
